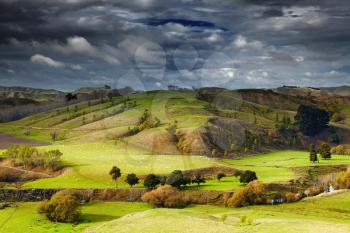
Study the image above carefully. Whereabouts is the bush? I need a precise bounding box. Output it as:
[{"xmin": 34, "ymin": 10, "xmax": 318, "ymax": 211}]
[
  {"xmin": 285, "ymin": 192, "xmax": 302, "ymax": 203},
  {"xmin": 227, "ymin": 180, "xmax": 266, "ymax": 207},
  {"xmin": 334, "ymin": 171, "xmax": 350, "ymax": 189},
  {"xmin": 239, "ymin": 170, "xmax": 257, "ymax": 184},
  {"xmin": 38, "ymin": 192, "xmax": 80, "ymax": 223},
  {"xmin": 141, "ymin": 185, "xmax": 188, "ymax": 208}
]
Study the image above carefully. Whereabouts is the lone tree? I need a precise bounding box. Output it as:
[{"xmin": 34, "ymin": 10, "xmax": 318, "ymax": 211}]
[
  {"xmin": 239, "ymin": 170, "xmax": 258, "ymax": 184},
  {"xmin": 109, "ymin": 166, "xmax": 121, "ymax": 188},
  {"xmin": 320, "ymin": 142, "xmax": 332, "ymax": 160},
  {"xmin": 144, "ymin": 174, "xmax": 160, "ymax": 189},
  {"xmin": 192, "ymin": 175, "xmax": 206, "ymax": 186},
  {"xmin": 309, "ymin": 144, "xmax": 318, "ymax": 163},
  {"xmin": 166, "ymin": 170, "xmax": 187, "ymax": 188},
  {"xmin": 295, "ymin": 104, "xmax": 330, "ymax": 136},
  {"xmin": 217, "ymin": 173, "xmax": 226, "ymax": 182},
  {"xmin": 125, "ymin": 173, "xmax": 139, "ymax": 187}
]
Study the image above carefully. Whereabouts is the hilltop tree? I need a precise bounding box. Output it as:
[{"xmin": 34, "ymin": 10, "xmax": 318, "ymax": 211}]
[
  {"xmin": 295, "ymin": 105, "xmax": 330, "ymax": 136},
  {"xmin": 125, "ymin": 173, "xmax": 139, "ymax": 187},
  {"xmin": 109, "ymin": 166, "xmax": 121, "ymax": 188},
  {"xmin": 217, "ymin": 173, "xmax": 226, "ymax": 182},
  {"xmin": 144, "ymin": 174, "xmax": 160, "ymax": 189},
  {"xmin": 309, "ymin": 144, "xmax": 318, "ymax": 163},
  {"xmin": 239, "ymin": 170, "xmax": 257, "ymax": 184},
  {"xmin": 192, "ymin": 175, "xmax": 205, "ymax": 186},
  {"xmin": 320, "ymin": 142, "xmax": 332, "ymax": 160}
]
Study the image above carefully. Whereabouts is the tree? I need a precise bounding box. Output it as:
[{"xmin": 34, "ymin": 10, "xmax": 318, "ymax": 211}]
[
  {"xmin": 295, "ymin": 105, "xmax": 330, "ymax": 136},
  {"xmin": 192, "ymin": 175, "xmax": 206, "ymax": 186},
  {"xmin": 217, "ymin": 173, "xmax": 226, "ymax": 182},
  {"xmin": 144, "ymin": 174, "xmax": 160, "ymax": 189},
  {"xmin": 166, "ymin": 170, "xmax": 187, "ymax": 188},
  {"xmin": 109, "ymin": 166, "xmax": 121, "ymax": 188},
  {"xmin": 320, "ymin": 142, "xmax": 332, "ymax": 160},
  {"xmin": 125, "ymin": 173, "xmax": 139, "ymax": 187},
  {"xmin": 38, "ymin": 192, "xmax": 80, "ymax": 223},
  {"xmin": 239, "ymin": 170, "xmax": 257, "ymax": 184},
  {"xmin": 65, "ymin": 93, "xmax": 77, "ymax": 102},
  {"xmin": 309, "ymin": 144, "xmax": 318, "ymax": 163}
]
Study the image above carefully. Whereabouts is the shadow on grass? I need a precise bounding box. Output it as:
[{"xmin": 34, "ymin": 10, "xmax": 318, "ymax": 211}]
[{"xmin": 79, "ymin": 214, "xmax": 119, "ymax": 223}]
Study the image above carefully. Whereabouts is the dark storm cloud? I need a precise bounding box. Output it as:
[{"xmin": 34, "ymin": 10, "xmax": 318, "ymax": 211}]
[{"xmin": 0, "ymin": 0, "xmax": 349, "ymax": 90}]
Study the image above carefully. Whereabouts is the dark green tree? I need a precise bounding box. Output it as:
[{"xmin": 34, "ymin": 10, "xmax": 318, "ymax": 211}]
[
  {"xmin": 217, "ymin": 173, "xmax": 226, "ymax": 182},
  {"xmin": 294, "ymin": 105, "xmax": 330, "ymax": 136},
  {"xmin": 239, "ymin": 170, "xmax": 258, "ymax": 184},
  {"xmin": 125, "ymin": 173, "xmax": 139, "ymax": 187},
  {"xmin": 143, "ymin": 174, "xmax": 160, "ymax": 189},
  {"xmin": 192, "ymin": 175, "xmax": 206, "ymax": 186},
  {"xmin": 109, "ymin": 166, "xmax": 121, "ymax": 188},
  {"xmin": 166, "ymin": 170, "xmax": 187, "ymax": 188},
  {"xmin": 309, "ymin": 144, "xmax": 318, "ymax": 163},
  {"xmin": 320, "ymin": 142, "xmax": 332, "ymax": 160}
]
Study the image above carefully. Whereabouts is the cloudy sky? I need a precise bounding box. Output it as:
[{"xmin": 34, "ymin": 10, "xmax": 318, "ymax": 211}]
[{"xmin": 0, "ymin": 0, "xmax": 349, "ymax": 91}]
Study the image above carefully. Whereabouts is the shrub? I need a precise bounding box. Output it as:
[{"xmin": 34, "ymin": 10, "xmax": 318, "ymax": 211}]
[
  {"xmin": 239, "ymin": 170, "xmax": 257, "ymax": 184},
  {"xmin": 38, "ymin": 192, "xmax": 80, "ymax": 223},
  {"xmin": 227, "ymin": 180, "xmax": 266, "ymax": 207},
  {"xmin": 285, "ymin": 192, "xmax": 302, "ymax": 203},
  {"xmin": 141, "ymin": 185, "xmax": 188, "ymax": 208},
  {"xmin": 334, "ymin": 171, "xmax": 350, "ymax": 189}
]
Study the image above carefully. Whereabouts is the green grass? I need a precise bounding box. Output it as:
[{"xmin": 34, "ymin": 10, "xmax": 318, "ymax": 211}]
[
  {"xmin": 0, "ymin": 202, "xmax": 151, "ymax": 233},
  {"xmin": 85, "ymin": 191, "xmax": 350, "ymax": 233},
  {"xmin": 22, "ymin": 142, "xmax": 221, "ymax": 189}
]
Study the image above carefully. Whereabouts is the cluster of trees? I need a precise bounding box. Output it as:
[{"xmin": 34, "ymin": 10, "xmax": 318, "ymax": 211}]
[
  {"xmin": 295, "ymin": 104, "xmax": 330, "ymax": 136},
  {"xmin": 3, "ymin": 145, "xmax": 63, "ymax": 171},
  {"xmin": 109, "ymin": 167, "xmax": 207, "ymax": 189},
  {"xmin": 109, "ymin": 166, "xmax": 257, "ymax": 190},
  {"xmin": 129, "ymin": 109, "xmax": 161, "ymax": 134},
  {"xmin": 332, "ymin": 145, "xmax": 350, "ymax": 155},
  {"xmin": 309, "ymin": 142, "xmax": 332, "ymax": 162}
]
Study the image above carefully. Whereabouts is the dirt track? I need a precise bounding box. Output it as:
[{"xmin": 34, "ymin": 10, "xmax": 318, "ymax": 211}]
[{"xmin": 0, "ymin": 133, "xmax": 49, "ymax": 149}]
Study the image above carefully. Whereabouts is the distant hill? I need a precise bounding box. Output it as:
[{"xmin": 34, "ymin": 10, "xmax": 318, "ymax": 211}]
[
  {"xmin": 0, "ymin": 86, "xmax": 65, "ymax": 102},
  {"xmin": 2, "ymin": 87, "xmax": 350, "ymax": 156},
  {"xmin": 321, "ymin": 86, "xmax": 350, "ymax": 97}
]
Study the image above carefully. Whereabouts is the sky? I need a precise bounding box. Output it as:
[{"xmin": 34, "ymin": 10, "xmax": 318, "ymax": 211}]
[{"xmin": 0, "ymin": 0, "xmax": 349, "ymax": 91}]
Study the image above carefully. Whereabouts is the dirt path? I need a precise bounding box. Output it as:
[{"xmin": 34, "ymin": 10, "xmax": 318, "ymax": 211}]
[{"xmin": 0, "ymin": 133, "xmax": 49, "ymax": 149}]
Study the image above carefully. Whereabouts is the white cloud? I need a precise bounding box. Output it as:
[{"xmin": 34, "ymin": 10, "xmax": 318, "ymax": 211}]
[
  {"xmin": 30, "ymin": 54, "xmax": 82, "ymax": 70},
  {"xmin": 32, "ymin": 36, "xmax": 120, "ymax": 65},
  {"xmin": 232, "ymin": 35, "xmax": 263, "ymax": 50}
]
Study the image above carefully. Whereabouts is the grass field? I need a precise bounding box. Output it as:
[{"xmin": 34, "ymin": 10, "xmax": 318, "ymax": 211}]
[
  {"xmin": 17, "ymin": 144, "xmax": 350, "ymax": 190},
  {"xmin": 22, "ymin": 142, "xmax": 221, "ymax": 189},
  {"xmin": 2, "ymin": 191, "xmax": 350, "ymax": 233},
  {"xmin": 0, "ymin": 202, "xmax": 151, "ymax": 233}
]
